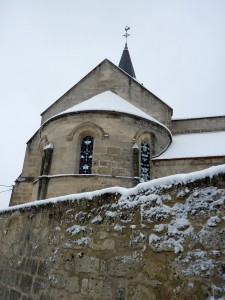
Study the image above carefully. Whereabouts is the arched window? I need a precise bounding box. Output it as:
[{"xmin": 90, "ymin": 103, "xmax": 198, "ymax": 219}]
[
  {"xmin": 140, "ymin": 142, "xmax": 150, "ymax": 181},
  {"xmin": 79, "ymin": 136, "xmax": 94, "ymax": 174}
]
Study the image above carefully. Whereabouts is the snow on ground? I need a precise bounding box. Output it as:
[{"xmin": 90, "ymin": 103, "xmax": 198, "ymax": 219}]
[{"xmin": 154, "ymin": 131, "xmax": 225, "ymax": 159}]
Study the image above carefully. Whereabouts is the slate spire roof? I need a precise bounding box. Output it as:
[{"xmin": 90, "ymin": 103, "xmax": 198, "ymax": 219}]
[{"xmin": 118, "ymin": 43, "xmax": 136, "ymax": 78}]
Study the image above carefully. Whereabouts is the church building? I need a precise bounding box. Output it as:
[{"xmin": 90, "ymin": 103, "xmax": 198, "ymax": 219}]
[{"xmin": 10, "ymin": 31, "xmax": 225, "ymax": 206}]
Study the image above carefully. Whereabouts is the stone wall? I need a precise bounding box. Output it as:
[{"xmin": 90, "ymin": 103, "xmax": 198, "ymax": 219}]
[
  {"xmin": 11, "ymin": 132, "xmax": 41, "ymax": 206},
  {"xmin": 33, "ymin": 175, "xmax": 136, "ymax": 199},
  {"xmin": 1, "ymin": 169, "xmax": 225, "ymax": 299},
  {"xmin": 152, "ymin": 156, "xmax": 225, "ymax": 179},
  {"xmin": 41, "ymin": 113, "xmax": 170, "ymax": 177},
  {"xmin": 171, "ymin": 116, "xmax": 225, "ymax": 134}
]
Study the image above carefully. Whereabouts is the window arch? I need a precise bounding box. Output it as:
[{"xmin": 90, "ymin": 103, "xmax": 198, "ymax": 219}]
[
  {"xmin": 79, "ymin": 136, "xmax": 94, "ymax": 174},
  {"xmin": 140, "ymin": 141, "xmax": 150, "ymax": 181}
]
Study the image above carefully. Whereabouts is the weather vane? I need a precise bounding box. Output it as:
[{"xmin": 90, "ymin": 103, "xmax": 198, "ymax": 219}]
[{"xmin": 123, "ymin": 26, "xmax": 131, "ymax": 44}]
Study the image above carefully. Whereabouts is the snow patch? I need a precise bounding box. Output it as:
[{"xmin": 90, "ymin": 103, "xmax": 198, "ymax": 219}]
[{"xmin": 66, "ymin": 225, "xmax": 86, "ymax": 236}]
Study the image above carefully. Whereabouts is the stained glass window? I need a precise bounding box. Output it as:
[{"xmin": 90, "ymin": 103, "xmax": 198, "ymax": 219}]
[
  {"xmin": 140, "ymin": 142, "xmax": 150, "ymax": 181},
  {"xmin": 79, "ymin": 136, "xmax": 94, "ymax": 174}
]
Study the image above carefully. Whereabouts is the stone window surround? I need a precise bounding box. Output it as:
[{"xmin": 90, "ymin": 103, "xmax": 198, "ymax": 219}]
[
  {"xmin": 67, "ymin": 122, "xmax": 106, "ymax": 174},
  {"xmin": 133, "ymin": 130, "xmax": 155, "ymax": 180}
]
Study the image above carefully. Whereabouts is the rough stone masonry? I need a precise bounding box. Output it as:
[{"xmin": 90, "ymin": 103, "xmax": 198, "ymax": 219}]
[{"xmin": 0, "ymin": 166, "xmax": 225, "ymax": 300}]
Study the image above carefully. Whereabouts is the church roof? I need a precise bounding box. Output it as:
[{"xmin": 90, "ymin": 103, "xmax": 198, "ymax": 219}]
[
  {"xmin": 41, "ymin": 59, "xmax": 173, "ymax": 122},
  {"xmin": 153, "ymin": 131, "xmax": 225, "ymax": 160},
  {"xmin": 53, "ymin": 91, "xmax": 170, "ymax": 134},
  {"xmin": 118, "ymin": 43, "xmax": 136, "ymax": 78}
]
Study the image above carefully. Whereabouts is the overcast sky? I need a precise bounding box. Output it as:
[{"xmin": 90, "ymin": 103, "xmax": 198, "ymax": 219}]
[{"xmin": 1, "ymin": 0, "xmax": 225, "ymax": 208}]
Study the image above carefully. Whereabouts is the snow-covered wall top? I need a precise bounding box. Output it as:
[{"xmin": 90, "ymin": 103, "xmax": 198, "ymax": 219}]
[{"xmin": 2, "ymin": 164, "xmax": 225, "ymax": 213}]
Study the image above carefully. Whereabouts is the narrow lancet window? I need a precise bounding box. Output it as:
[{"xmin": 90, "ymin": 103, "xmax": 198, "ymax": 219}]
[
  {"xmin": 79, "ymin": 136, "xmax": 94, "ymax": 174},
  {"xmin": 140, "ymin": 142, "xmax": 150, "ymax": 181}
]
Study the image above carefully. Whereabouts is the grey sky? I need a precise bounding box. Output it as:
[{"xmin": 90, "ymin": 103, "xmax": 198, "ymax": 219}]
[{"xmin": 1, "ymin": 0, "xmax": 225, "ymax": 208}]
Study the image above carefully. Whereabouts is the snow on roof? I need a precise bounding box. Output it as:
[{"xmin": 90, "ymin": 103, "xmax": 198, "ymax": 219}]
[
  {"xmin": 43, "ymin": 143, "xmax": 54, "ymax": 150},
  {"xmin": 54, "ymin": 91, "xmax": 170, "ymax": 133},
  {"xmin": 154, "ymin": 131, "xmax": 225, "ymax": 160}
]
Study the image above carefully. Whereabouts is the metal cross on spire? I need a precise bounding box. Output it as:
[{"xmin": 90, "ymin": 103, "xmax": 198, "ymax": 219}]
[{"xmin": 123, "ymin": 26, "xmax": 131, "ymax": 44}]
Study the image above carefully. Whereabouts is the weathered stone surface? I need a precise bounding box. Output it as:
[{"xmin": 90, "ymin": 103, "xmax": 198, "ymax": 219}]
[
  {"xmin": 89, "ymin": 278, "xmax": 113, "ymax": 299},
  {"xmin": 37, "ymin": 261, "xmax": 48, "ymax": 278},
  {"xmin": 90, "ymin": 238, "xmax": 115, "ymax": 250},
  {"xmin": 33, "ymin": 277, "xmax": 46, "ymax": 294},
  {"xmin": 76, "ymin": 255, "xmax": 99, "ymax": 275},
  {"xmin": 129, "ymin": 284, "xmax": 156, "ymax": 300},
  {"xmin": 24, "ymin": 258, "xmax": 38, "ymax": 275},
  {"xmin": 20, "ymin": 274, "xmax": 33, "ymax": 294},
  {"xmin": 9, "ymin": 288, "xmax": 21, "ymax": 300},
  {"xmin": 65, "ymin": 276, "xmax": 79, "ymax": 294},
  {"xmin": 49, "ymin": 273, "xmax": 65, "ymax": 289}
]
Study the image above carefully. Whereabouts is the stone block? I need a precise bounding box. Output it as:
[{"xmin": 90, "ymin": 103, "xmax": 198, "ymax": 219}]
[
  {"xmin": 76, "ymin": 255, "xmax": 99, "ymax": 275},
  {"xmin": 0, "ymin": 284, "xmax": 9, "ymax": 300},
  {"xmin": 64, "ymin": 253, "xmax": 75, "ymax": 272},
  {"xmin": 89, "ymin": 278, "xmax": 113, "ymax": 299},
  {"xmin": 20, "ymin": 274, "xmax": 33, "ymax": 294},
  {"xmin": 129, "ymin": 231, "xmax": 147, "ymax": 250},
  {"xmin": 65, "ymin": 276, "xmax": 79, "ymax": 293},
  {"xmin": 14, "ymin": 272, "xmax": 21, "ymax": 289},
  {"xmin": 0, "ymin": 266, "xmax": 3, "ymax": 281},
  {"xmin": 24, "ymin": 258, "xmax": 38, "ymax": 275},
  {"xmin": 2, "ymin": 268, "xmax": 11, "ymax": 285},
  {"xmin": 26, "ymin": 243, "xmax": 33, "ymax": 257},
  {"xmin": 100, "ymin": 260, "xmax": 108, "ymax": 276},
  {"xmin": 108, "ymin": 255, "xmax": 141, "ymax": 277},
  {"xmin": 37, "ymin": 260, "xmax": 49, "ymax": 277},
  {"xmin": 49, "ymin": 273, "xmax": 65, "ymax": 289},
  {"xmin": 117, "ymin": 238, "xmax": 128, "ymax": 249},
  {"xmin": 128, "ymin": 284, "xmax": 156, "ymax": 300},
  {"xmin": 81, "ymin": 278, "xmax": 89, "ymax": 295},
  {"xmin": 90, "ymin": 239, "xmax": 115, "ymax": 250},
  {"xmin": 116, "ymin": 283, "xmax": 127, "ymax": 300},
  {"xmin": 39, "ymin": 293, "xmax": 52, "ymax": 300},
  {"xmin": 107, "ymin": 147, "xmax": 121, "ymax": 155},
  {"xmin": 32, "ymin": 243, "xmax": 47, "ymax": 258},
  {"xmin": 96, "ymin": 166, "xmax": 111, "ymax": 175},
  {"xmin": 33, "ymin": 277, "xmax": 46, "ymax": 294}
]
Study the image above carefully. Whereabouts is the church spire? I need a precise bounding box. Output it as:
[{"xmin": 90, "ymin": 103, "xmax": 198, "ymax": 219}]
[{"xmin": 118, "ymin": 26, "xmax": 136, "ymax": 78}]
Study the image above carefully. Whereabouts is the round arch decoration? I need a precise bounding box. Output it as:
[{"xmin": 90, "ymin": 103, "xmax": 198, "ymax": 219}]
[
  {"xmin": 66, "ymin": 122, "xmax": 108, "ymax": 141},
  {"xmin": 134, "ymin": 130, "xmax": 156, "ymax": 157}
]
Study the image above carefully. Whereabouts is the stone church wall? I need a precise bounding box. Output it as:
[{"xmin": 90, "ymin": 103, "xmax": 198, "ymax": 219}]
[
  {"xmin": 152, "ymin": 156, "xmax": 225, "ymax": 179},
  {"xmin": 1, "ymin": 170, "xmax": 224, "ymax": 299},
  {"xmin": 171, "ymin": 115, "xmax": 225, "ymax": 134},
  {"xmin": 41, "ymin": 112, "xmax": 170, "ymax": 175},
  {"xmin": 11, "ymin": 133, "xmax": 41, "ymax": 206},
  {"xmin": 31, "ymin": 112, "xmax": 170, "ymax": 201},
  {"xmin": 11, "ymin": 110, "xmax": 171, "ymax": 206},
  {"xmin": 41, "ymin": 175, "xmax": 135, "ymax": 199}
]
